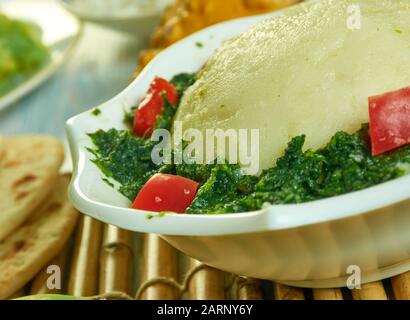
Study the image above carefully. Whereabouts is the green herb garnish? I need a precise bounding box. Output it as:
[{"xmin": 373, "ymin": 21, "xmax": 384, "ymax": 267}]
[
  {"xmin": 91, "ymin": 108, "xmax": 101, "ymax": 116},
  {"xmin": 102, "ymin": 177, "xmax": 114, "ymax": 188},
  {"xmin": 153, "ymin": 95, "xmax": 178, "ymax": 132},
  {"xmin": 170, "ymin": 73, "xmax": 197, "ymax": 97}
]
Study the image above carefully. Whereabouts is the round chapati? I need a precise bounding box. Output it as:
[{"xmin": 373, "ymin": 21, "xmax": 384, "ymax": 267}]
[{"xmin": 0, "ymin": 174, "xmax": 79, "ymax": 299}]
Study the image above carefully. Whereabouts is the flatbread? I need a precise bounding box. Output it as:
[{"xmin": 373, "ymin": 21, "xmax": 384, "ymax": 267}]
[
  {"xmin": 0, "ymin": 136, "xmax": 64, "ymax": 241},
  {"xmin": 0, "ymin": 175, "xmax": 79, "ymax": 299}
]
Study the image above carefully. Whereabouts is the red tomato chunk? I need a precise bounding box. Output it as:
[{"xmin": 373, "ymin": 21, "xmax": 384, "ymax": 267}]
[
  {"xmin": 369, "ymin": 86, "xmax": 410, "ymax": 156},
  {"xmin": 132, "ymin": 174, "xmax": 199, "ymax": 214},
  {"xmin": 133, "ymin": 77, "xmax": 178, "ymax": 137}
]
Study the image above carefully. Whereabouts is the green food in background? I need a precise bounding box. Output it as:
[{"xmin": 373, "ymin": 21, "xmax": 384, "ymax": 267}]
[{"xmin": 0, "ymin": 14, "xmax": 50, "ymax": 97}]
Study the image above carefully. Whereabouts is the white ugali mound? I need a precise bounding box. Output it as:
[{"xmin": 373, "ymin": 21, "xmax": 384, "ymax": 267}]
[{"xmin": 175, "ymin": 0, "xmax": 410, "ymax": 172}]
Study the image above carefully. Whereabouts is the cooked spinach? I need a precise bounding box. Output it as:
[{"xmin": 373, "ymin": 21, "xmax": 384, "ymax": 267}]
[
  {"xmin": 170, "ymin": 73, "xmax": 197, "ymax": 97},
  {"xmin": 88, "ymin": 124, "xmax": 410, "ymax": 213},
  {"xmin": 123, "ymin": 107, "xmax": 136, "ymax": 127},
  {"xmin": 186, "ymin": 164, "xmax": 258, "ymax": 214},
  {"xmin": 191, "ymin": 125, "xmax": 410, "ymax": 214},
  {"xmin": 88, "ymin": 129, "xmax": 163, "ymax": 200},
  {"xmin": 153, "ymin": 96, "xmax": 178, "ymax": 132},
  {"xmin": 0, "ymin": 14, "xmax": 50, "ymax": 96},
  {"xmin": 175, "ymin": 161, "xmax": 217, "ymax": 184},
  {"xmin": 91, "ymin": 72, "xmax": 197, "ymax": 200}
]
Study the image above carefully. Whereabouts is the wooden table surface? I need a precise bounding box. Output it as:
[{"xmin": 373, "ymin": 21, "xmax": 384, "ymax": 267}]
[{"xmin": 0, "ymin": 24, "xmax": 144, "ymax": 138}]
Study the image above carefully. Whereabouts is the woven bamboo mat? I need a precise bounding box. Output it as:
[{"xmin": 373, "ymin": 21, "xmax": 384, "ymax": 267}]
[{"xmin": 8, "ymin": 216, "xmax": 410, "ymax": 300}]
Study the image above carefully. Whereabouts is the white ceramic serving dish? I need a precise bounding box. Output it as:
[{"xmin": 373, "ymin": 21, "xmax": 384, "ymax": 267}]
[
  {"xmin": 0, "ymin": 0, "xmax": 82, "ymax": 112},
  {"xmin": 58, "ymin": 0, "xmax": 170, "ymax": 36},
  {"xmin": 67, "ymin": 9, "xmax": 410, "ymax": 288}
]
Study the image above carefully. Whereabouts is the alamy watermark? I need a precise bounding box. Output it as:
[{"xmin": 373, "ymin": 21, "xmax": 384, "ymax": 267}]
[
  {"xmin": 346, "ymin": 4, "xmax": 361, "ymax": 30},
  {"xmin": 150, "ymin": 121, "xmax": 260, "ymax": 175},
  {"xmin": 46, "ymin": 265, "xmax": 62, "ymax": 290},
  {"xmin": 346, "ymin": 265, "xmax": 362, "ymax": 290}
]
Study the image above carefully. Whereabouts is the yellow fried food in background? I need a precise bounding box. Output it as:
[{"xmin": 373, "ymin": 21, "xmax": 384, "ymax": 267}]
[{"xmin": 137, "ymin": 0, "xmax": 301, "ymax": 72}]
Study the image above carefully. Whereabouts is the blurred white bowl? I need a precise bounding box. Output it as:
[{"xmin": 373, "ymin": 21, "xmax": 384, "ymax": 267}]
[
  {"xmin": 66, "ymin": 8, "xmax": 410, "ymax": 288},
  {"xmin": 58, "ymin": 0, "xmax": 171, "ymax": 35}
]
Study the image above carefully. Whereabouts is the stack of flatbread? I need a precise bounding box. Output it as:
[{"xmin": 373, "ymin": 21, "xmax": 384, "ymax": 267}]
[{"xmin": 0, "ymin": 136, "xmax": 79, "ymax": 299}]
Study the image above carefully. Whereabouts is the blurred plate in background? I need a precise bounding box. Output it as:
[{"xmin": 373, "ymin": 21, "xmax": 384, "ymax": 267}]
[
  {"xmin": 58, "ymin": 0, "xmax": 170, "ymax": 35},
  {"xmin": 0, "ymin": 0, "xmax": 82, "ymax": 112}
]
